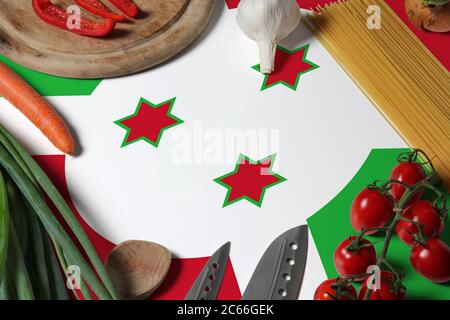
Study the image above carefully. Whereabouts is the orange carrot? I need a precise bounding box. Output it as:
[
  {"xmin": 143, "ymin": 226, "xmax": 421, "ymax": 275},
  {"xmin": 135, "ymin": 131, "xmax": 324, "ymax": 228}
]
[{"xmin": 0, "ymin": 62, "xmax": 74, "ymax": 154}]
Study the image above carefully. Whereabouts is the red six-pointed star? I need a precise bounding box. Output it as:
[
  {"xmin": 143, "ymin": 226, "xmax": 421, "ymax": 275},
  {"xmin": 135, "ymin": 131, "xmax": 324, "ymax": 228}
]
[
  {"xmin": 253, "ymin": 45, "xmax": 319, "ymax": 91},
  {"xmin": 115, "ymin": 97, "xmax": 183, "ymax": 148},
  {"xmin": 214, "ymin": 154, "xmax": 286, "ymax": 207}
]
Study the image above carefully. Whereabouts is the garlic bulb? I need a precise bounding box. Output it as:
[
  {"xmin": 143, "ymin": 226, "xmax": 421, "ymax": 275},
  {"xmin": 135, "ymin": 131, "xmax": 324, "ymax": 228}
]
[{"xmin": 237, "ymin": 0, "xmax": 301, "ymax": 74}]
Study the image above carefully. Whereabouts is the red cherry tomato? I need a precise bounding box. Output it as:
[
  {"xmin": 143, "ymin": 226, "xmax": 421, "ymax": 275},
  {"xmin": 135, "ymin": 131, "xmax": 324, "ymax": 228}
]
[
  {"xmin": 395, "ymin": 200, "xmax": 444, "ymax": 246},
  {"xmin": 358, "ymin": 271, "xmax": 406, "ymax": 300},
  {"xmin": 334, "ymin": 236, "xmax": 377, "ymax": 280},
  {"xmin": 314, "ymin": 278, "xmax": 357, "ymax": 300},
  {"xmin": 389, "ymin": 162, "xmax": 426, "ymax": 202},
  {"xmin": 410, "ymin": 238, "xmax": 450, "ymax": 283},
  {"xmin": 350, "ymin": 188, "xmax": 394, "ymax": 234}
]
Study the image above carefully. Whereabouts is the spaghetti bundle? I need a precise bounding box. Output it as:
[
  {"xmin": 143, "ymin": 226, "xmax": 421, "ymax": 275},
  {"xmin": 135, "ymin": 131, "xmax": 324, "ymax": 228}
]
[{"xmin": 306, "ymin": 0, "xmax": 450, "ymax": 188}]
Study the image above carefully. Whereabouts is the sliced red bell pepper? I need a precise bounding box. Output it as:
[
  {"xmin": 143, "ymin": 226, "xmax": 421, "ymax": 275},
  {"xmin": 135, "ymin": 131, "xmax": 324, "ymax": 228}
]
[
  {"xmin": 32, "ymin": 0, "xmax": 116, "ymax": 37},
  {"xmin": 108, "ymin": 0, "xmax": 139, "ymax": 18},
  {"xmin": 75, "ymin": 0, "xmax": 126, "ymax": 22}
]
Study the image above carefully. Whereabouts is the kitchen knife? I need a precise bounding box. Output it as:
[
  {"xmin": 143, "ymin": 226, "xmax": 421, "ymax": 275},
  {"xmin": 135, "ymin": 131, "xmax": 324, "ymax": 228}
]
[
  {"xmin": 242, "ymin": 225, "xmax": 308, "ymax": 300},
  {"xmin": 185, "ymin": 242, "xmax": 231, "ymax": 300}
]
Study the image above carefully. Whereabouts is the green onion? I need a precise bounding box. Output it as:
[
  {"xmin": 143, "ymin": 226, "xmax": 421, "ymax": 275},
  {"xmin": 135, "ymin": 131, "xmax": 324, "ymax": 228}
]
[
  {"xmin": 8, "ymin": 221, "xmax": 35, "ymax": 300},
  {"xmin": 51, "ymin": 239, "xmax": 81, "ymax": 300},
  {"xmin": 0, "ymin": 170, "xmax": 9, "ymax": 284},
  {"xmin": 23, "ymin": 201, "xmax": 51, "ymax": 299},
  {"xmin": 0, "ymin": 143, "xmax": 112, "ymax": 300},
  {"xmin": 0, "ymin": 265, "xmax": 16, "ymax": 300},
  {"xmin": 0, "ymin": 124, "xmax": 117, "ymax": 300},
  {"xmin": 0, "ymin": 133, "xmax": 36, "ymax": 187},
  {"xmin": 43, "ymin": 234, "xmax": 69, "ymax": 300},
  {"xmin": 62, "ymin": 250, "xmax": 93, "ymax": 300},
  {"xmin": 6, "ymin": 179, "xmax": 28, "ymax": 258}
]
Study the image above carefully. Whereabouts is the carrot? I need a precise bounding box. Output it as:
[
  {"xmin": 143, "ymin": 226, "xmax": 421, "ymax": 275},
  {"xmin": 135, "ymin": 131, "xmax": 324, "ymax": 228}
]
[{"xmin": 0, "ymin": 62, "xmax": 74, "ymax": 155}]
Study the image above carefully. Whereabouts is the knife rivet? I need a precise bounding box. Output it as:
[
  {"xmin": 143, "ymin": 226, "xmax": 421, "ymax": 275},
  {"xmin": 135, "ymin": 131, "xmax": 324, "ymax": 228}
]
[
  {"xmin": 287, "ymin": 258, "xmax": 295, "ymax": 266},
  {"xmin": 209, "ymin": 275, "xmax": 215, "ymax": 281},
  {"xmin": 282, "ymin": 273, "xmax": 291, "ymax": 281},
  {"xmin": 278, "ymin": 289, "xmax": 287, "ymax": 297},
  {"xmin": 205, "ymin": 286, "xmax": 211, "ymax": 292},
  {"xmin": 289, "ymin": 242, "xmax": 298, "ymax": 250},
  {"xmin": 212, "ymin": 263, "xmax": 219, "ymax": 269}
]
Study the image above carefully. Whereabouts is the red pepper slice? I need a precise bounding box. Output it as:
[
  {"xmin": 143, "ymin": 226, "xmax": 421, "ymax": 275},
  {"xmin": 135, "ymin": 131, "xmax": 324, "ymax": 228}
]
[
  {"xmin": 75, "ymin": 0, "xmax": 126, "ymax": 22},
  {"xmin": 32, "ymin": 0, "xmax": 116, "ymax": 37},
  {"xmin": 108, "ymin": 0, "xmax": 139, "ymax": 18}
]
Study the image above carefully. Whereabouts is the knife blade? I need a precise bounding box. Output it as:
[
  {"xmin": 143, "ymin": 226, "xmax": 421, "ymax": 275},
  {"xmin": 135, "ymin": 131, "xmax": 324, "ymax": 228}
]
[
  {"xmin": 185, "ymin": 242, "xmax": 231, "ymax": 300},
  {"xmin": 242, "ymin": 225, "xmax": 308, "ymax": 300}
]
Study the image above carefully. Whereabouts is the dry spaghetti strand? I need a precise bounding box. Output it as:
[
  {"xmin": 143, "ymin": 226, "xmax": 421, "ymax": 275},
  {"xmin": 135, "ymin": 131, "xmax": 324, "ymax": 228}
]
[{"xmin": 306, "ymin": 0, "xmax": 450, "ymax": 188}]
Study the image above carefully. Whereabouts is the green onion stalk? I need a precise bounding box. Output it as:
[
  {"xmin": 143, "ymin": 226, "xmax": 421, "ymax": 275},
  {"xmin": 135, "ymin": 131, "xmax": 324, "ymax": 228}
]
[{"xmin": 0, "ymin": 124, "xmax": 118, "ymax": 300}]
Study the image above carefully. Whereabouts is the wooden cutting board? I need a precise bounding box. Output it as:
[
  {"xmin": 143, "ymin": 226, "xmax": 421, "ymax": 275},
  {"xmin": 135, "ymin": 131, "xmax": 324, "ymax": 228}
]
[{"xmin": 0, "ymin": 0, "xmax": 215, "ymax": 78}]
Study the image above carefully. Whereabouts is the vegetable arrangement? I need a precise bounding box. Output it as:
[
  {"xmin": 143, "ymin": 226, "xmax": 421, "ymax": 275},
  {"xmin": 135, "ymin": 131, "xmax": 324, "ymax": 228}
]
[
  {"xmin": 0, "ymin": 124, "xmax": 117, "ymax": 300},
  {"xmin": 405, "ymin": 0, "xmax": 450, "ymax": 32},
  {"xmin": 32, "ymin": 0, "xmax": 139, "ymax": 37},
  {"xmin": 0, "ymin": 62, "xmax": 74, "ymax": 155},
  {"xmin": 314, "ymin": 150, "xmax": 449, "ymax": 300}
]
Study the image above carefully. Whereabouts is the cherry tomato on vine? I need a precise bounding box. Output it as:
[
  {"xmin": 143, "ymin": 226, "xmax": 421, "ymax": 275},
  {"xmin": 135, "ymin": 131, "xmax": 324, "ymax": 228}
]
[
  {"xmin": 314, "ymin": 278, "xmax": 357, "ymax": 300},
  {"xmin": 350, "ymin": 188, "xmax": 394, "ymax": 234},
  {"xmin": 410, "ymin": 238, "xmax": 450, "ymax": 283},
  {"xmin": 395, "ymin": 200, "xmax": 444, "ymax": 246},
  {"xmin": 358, "ymin": 271, "xmax": 406, "ymax": 300},
  {"xmin": 389, "ymin": 162, "xmax": 426, "ymax": 202},
  {"xmin": 334, "ymin": 236, "xmax": 377, "ymax": 280}
]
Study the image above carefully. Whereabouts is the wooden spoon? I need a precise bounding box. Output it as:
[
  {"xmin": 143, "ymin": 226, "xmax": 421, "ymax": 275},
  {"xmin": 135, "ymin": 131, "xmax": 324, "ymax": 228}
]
[{"xmin": 105, "ymin": 240, "xmax": 171, "ymax": 300}]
